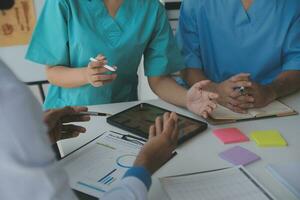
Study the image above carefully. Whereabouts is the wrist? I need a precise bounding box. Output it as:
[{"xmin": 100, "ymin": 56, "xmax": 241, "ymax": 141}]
[
  {"xmin": 81, "ymin": 67, "xmax": 90, "ymax": 85},
  {"xmin": 265, "ymin": 84, "xmax": 278, "ymax": 102}
]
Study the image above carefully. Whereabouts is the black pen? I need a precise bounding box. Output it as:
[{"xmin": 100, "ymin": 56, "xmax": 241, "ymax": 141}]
[
  {"xmin": 110, "ymin": 130, "xmax": 147, "ymax": 142},
  {"xmin": 78, "ymin": 111, "xmax": 112, "ymax": 117}
]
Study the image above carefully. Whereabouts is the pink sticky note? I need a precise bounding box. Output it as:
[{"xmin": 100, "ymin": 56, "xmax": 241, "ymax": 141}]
[{"xmin": 213, "ymin": 128, "xmax": 249, "ymax": 144}]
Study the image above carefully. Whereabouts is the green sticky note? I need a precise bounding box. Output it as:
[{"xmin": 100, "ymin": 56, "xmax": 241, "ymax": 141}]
[{"xmin": 250, "ymin": 130, "xmax": 287, "ymax": 147}]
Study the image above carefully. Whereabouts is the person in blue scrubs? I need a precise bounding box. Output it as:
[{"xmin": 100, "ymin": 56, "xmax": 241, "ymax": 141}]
[
  {"xmin": 26, "ymin": 0, "xmax": 218, "ymax": 118},
  {"xmin": 177, "ymin": 0, "xmax": 300, "ymax": 113}
]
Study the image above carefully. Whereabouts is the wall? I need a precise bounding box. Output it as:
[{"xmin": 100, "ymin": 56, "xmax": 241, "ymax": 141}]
[{"xmin": 0, "ymin": 0, "xmax": 46, "ymax": 83}]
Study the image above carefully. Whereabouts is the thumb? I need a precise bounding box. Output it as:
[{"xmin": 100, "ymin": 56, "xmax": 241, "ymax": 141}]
[{"xmin": 193, "ymin": 80, "xmax": 211, "ymax": 90}]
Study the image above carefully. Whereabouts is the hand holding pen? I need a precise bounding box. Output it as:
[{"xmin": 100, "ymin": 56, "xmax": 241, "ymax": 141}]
[{"xmin": 86, "ymin": 54, "xmax": 117, "ymax": 87}]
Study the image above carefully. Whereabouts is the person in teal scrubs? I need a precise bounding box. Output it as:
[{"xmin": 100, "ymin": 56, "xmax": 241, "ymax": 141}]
[
  {"xmin": 177, "ymin": 0, "xmax": 300, "ymax": 113},
  {"xmin": 26, "ymin": 0, "xmax": 218, "ymax": 118}
]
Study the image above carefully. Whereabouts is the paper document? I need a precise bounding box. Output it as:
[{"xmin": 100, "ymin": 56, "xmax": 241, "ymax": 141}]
[
  {"xmin": 160, "ymin": 166, "xmax": 275, "ymax": 200},
  {"xmin": 267, "ymin": 162, "xmax": 300, "ymax": 198},
  {"xmin": 59, "ymin": 131, "xmax": 144, "ymax": 198}
]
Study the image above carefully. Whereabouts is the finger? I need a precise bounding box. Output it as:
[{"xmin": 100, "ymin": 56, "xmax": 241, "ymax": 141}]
[
  {"xmin": 89, "ymin": 60, "xmax": 107, "ymax": 68},
  {"xmin": 93, "ymin": 77, "xmax": 117, "ymax": 87},
  {"xmin": 95, "ymin": 54, "xmax": 106, "ymax": 61},
  {"xmin": 163, "ymin": 112, "xmax": 170, "ymax": 130},
  {"xmin": 230, "ymin": 90, "xmax": 243, "ymax": 98},
  {"xmin": 207, "ymin": 101, "xmax": 217, "ymax": 109},
  {"xmin": 171, "ymin": 119, "xmax": 179, "ymax": 143},
  {"xmin": 90, "ymin": 67, "xmax": 110, "ymax": 74},
  {"xmin": 60, "ymin": 131, "xmax": 81, "ymax": 140},
  {"xmin": 155, "ymin": 117, "xmax": 163, "ymax": 135},
  {"xmin": 92, "ymin": 74, "xmax": 116, "ymax": 82},
  {"xmin": 164, "ymin": 118, "xmax": 176, "ymax": 140},
  {"xmin": 208, "ymin": 92, "xmax": 219, "ymax": 100},
  {"xmin": 201, "ymin": 111, "xmax": 208, "ymax": 119},
  {"xmin": 204, "ymin": 105, "xmax": 213, "ymax": 114},
  {"xmin": 170, "ymin": 112, "xmax": 178, "ymax": 122},
  {"xmin": 149, "ymin": 125, "xmax": 156, "ymax": 139},
  {"xmin": 238, "ymin": 103, "xmax": 255, "ymax": 109},
  {"xmin": 71, "ymin": 106, "xmax": 88, "ymax": 113},
  {"xmin": 227, "ymin": 103, "xmax": 248, "ymax": 114},
  {"xmin": 227, "ymin": 97, "xmax": 241, "ymax": 106},
  {"xmin": 232, "ymin": 81, "xmax": 252, "ymax": 88},
  {"xmin": 236, "ymin": 95, "xmax": 254, "ymax": 103},
  {"xmin": 61, "ymin": 115, "xmax": 91, "ymax": 123},
  {"xmin": 61, "ymin": 124, "xmax": 87, "ymax": 133},
  {"xmin": 230, "ymin": 73, "xmax": 251, "ymax": 82}
]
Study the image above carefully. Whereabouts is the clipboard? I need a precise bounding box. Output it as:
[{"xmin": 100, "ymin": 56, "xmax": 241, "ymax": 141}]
[{"xmin": 59, "ymin": 131, "xmax": 177, "ymax": 198}]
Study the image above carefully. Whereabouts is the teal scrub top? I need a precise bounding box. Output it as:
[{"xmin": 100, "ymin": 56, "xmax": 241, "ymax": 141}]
[
  {"xmin": 26, "ymin": 0, "xmax": 184, "ymax": 109},
  {"xmin": 177, "ymin": 0, "xmax": 300, "ymax": 84}
]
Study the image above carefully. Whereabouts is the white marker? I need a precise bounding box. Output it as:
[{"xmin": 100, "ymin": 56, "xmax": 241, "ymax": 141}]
[{"xmin": 89, "ymin": 57, "xmax": 117, "ymax": 72}]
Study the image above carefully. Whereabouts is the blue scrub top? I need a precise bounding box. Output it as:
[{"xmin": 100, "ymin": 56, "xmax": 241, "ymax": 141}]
[
  {"xmin": 26, "ymin": 0, "xmax": 184, "ymax": 109},
  {"xmin": 177, "ymin": 0, "xmax": 300, "ymax": 84}
]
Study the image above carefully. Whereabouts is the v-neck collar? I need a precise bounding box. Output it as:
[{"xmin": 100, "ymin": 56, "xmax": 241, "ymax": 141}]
[
  {"xmin": 234, "ymin": 0, "xmax": 264, "ymax": 26},
  {"xmin": 87, "ymin": 0, "xmax": 133, "ymax": 47}
]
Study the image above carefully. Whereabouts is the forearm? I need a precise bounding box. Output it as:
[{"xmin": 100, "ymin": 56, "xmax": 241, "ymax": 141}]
[
  {"xmin": 267, "ymin": 70, "xmax": 300, "ymax": 99},
  {"xmin": 46, "ymin": 66, "xmax": 88, "ymax": 88},
  {"xmin": 181, "ymin": 68, "xmax": 218, "ymax": 92},
  {"xmin": 181, "ymin": 68, "xmax": 207, "ymax": 86},
  {"xmin": 148, "ymin": 76, "xmax": 188, "ymax": 108}
]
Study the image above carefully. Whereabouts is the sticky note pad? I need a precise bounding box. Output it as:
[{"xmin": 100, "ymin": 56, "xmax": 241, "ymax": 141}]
[
  {"xmin": 213, "ymin": 128, "xmax": 249, "ymax": 144},
  {"xmin": 219, "ymin": 146, "xmax": 261, "ymax": 166},
  {"xmin": 250, "ymin": 130, "xmax": 287, "ymax": 147}
]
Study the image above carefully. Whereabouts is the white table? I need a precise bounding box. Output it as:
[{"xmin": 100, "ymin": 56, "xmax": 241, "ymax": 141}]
[{"xmin": 59, "ymin": 92, "xmax": 300, "ymax": 200}]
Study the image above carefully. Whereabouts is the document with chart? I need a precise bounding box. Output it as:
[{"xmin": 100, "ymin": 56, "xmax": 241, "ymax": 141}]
[
  {"xmin": 160, "ymin": 166, "xmax": 276, "ymax": 200},
  {"xmin": 59, "ymin": 131, "xmax": 144, "ymax": 198}
]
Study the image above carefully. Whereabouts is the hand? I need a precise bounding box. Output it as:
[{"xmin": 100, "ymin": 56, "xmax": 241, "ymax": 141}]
[
  {"xmin": 215, "ymin": 73, "xmax": 253, "ymax": 113},
  {"xmin": 245, "ymin": 82, "xmax": 277, "ymax": 108},
  {"xmin": 186, "ymin": 80, "xmax": 219, "ymax": 118},
  {"xmin": 86, "ymin": 54, "xmax": 117, "ymax": 87},
  {"xmin": 43, "ymin": 107, "xmax": 91, "ymax": 144},
  {"xmin": 134, "ymin": 112, "xmax": 179, "ymax": 174}
]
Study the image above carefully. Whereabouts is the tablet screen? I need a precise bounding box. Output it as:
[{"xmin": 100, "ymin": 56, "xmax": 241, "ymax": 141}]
[{"xmin": 107, "ymin": 103, "xmax": 207, "ymax": 144}]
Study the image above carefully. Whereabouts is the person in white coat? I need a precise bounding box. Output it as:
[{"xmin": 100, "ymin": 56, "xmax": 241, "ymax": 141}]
[{"xmin": 0, "ymin": 2, "xmax": 180, "ymax": 198}]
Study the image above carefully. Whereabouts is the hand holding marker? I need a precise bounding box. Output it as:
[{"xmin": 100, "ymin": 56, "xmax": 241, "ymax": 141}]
[
  {"xmin": 86, "ymin": 55, "xmax": 117, "ymax": 87},
  {"xmin": 89, "ymin": 57, "xmax": 117, "ymax": 72}
]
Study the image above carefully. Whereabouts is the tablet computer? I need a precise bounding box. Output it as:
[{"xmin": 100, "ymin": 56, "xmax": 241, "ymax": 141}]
[{"xmin": 107, "ymin": 103, "xmax": 207, "ymax": 144}]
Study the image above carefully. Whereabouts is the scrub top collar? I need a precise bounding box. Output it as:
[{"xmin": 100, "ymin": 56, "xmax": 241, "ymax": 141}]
[
  {"xmin": 87, "ymin": 0, "xmax": 131, "ymax": 27},
  {"xmin": 87, "ymin": 0, "xmax": 132, "ymax": 46},
  {"xmin": 233, "ymin": 0, "xmax": 271, "ymax": 26}
]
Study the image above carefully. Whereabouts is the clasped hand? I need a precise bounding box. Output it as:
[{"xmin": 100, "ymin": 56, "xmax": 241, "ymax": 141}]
[{"xmin": 214, "ymin": 73, "xmax": 276, "ymax": 113}]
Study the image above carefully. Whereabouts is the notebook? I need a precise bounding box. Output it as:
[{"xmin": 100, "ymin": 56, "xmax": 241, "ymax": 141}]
[
  {"xmin": 208, "ymin": 100, "xmax": 297, "ymax": 124},
  {"xmin": 160, "ymin": 166, "xmax": 275, "ymax": 200},
  {"xmin": 267, "ymin": 162, "xmax": 300, "ymax": 199}
]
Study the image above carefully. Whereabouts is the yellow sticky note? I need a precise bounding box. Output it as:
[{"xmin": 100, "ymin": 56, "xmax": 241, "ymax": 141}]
[{"xmin": 250, "ymin": 130, "xmax": 287, "ymax": 147}]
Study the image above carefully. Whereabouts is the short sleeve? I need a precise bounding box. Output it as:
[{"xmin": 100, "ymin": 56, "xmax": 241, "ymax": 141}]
[
  {"xmin": 176, "ymin": 1, "xmax": 203, "ymax": 69},
  {"xmin": 26, "ymin": 0, "xmax": 70, "ymax": 66},
  {"xmin": 143, "ymin": 3, "xmax": 184, "ymax": 77},
  {"xmin": 282, "ymin": 14, "xmax": 300, "ymax": 71}
]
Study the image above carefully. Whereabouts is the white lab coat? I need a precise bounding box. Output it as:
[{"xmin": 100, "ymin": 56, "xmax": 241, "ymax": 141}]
[{"xmin": 0, "ymin": 60, "xmax": 148, "ymax": 200}]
